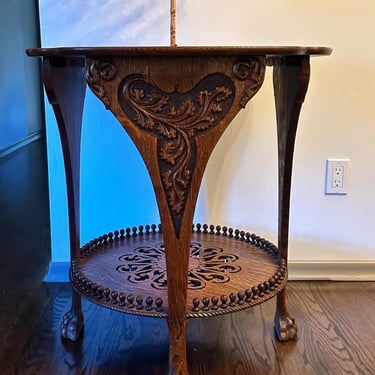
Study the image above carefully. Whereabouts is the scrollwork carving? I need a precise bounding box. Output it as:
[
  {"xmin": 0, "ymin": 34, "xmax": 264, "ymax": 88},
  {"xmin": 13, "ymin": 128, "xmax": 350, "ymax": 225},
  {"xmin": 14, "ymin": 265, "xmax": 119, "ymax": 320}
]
[
  {"xmin": 116, "ymin": 242, "xmax": 241, "ymax": 290},
  {"xmin": 86, "ymin": 58, "xmax": 118, "ymax": 109},
  {"xmin": 118, "ymin": 73, "xmax": 235, "ymax": 235},
  {"xmin": 233, "ymin": 57, "xmax": 266, "ymax": 108}
]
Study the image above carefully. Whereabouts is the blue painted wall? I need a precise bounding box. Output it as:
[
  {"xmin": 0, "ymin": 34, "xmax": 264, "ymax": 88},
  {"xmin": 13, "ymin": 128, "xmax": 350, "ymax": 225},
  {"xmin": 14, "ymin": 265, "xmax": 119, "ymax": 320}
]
[
  {"xmin": 45, "ymin": 91, "xmax": 161, "ymax": 261},
  {"xmin": 0, "ymin": 0, "xmax": 42, "ymax": 152},
  {"xmin": 39, "ymin": 1, "xmax": 170, "ymax": 262}
]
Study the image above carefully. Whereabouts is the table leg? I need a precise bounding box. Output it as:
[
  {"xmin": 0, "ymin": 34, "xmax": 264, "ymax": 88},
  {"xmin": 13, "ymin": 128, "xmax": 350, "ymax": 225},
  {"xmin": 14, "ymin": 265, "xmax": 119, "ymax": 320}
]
[
  {"xmin": 61, "ymin": 288, "xmax": 84, "ymax": 341},
  {"xmin": 164, "ymin": 234, "xmax": 190, "ymax": 375},
  {"xmin": 272, "ymin": 55, "xmax": 311, "ymax": 341},
  {"xmin": 43, "ymin": 57, "xmax": 86, "ymax": 341}
]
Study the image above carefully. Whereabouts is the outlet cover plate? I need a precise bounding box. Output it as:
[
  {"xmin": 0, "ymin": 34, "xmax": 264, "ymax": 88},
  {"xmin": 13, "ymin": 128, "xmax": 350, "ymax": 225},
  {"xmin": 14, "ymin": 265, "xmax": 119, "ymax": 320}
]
[{"xmin": 325, "ymin": 159, "xmax": 350, "ymax": 195}]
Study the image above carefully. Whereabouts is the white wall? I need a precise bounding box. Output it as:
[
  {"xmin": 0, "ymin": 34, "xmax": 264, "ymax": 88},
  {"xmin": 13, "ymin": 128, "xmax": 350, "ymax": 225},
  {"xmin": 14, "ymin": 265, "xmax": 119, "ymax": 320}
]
[
  {"xmin": 178, "ymin": 0, "xmax": 375, "ymax": 267},
  {"xmin": 41, "ymin": 1, "xmax": 375, "ymax": 279}
]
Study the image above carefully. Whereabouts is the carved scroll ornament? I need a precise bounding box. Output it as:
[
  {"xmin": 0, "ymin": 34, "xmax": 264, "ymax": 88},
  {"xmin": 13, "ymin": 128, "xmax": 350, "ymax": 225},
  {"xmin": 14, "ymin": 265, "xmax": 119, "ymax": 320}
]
[
  {"xmin": 233, "ymin": 57, "xmax": 266, "ymax": 108},
  {"xmin": 85, "ymin": 56, "xmax": 265, "ymax": 236},
  {"xmin": 118, "ymin": 73, "xmax": 235, "ymax": 235},
  {"xmin": 86, "ymin": 58, "xmax": 118, "ymax": 109}
]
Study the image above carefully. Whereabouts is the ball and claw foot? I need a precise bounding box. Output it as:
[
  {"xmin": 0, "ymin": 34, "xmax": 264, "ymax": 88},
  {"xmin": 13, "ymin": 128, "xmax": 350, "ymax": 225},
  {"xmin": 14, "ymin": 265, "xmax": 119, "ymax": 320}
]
[
  {"xmin": 61, "ymin": 310, "xmax": 84, "ymax": 341},
  {"xmin": 275, "ymin": 314, "xmax": 298, "ymax": 342}
]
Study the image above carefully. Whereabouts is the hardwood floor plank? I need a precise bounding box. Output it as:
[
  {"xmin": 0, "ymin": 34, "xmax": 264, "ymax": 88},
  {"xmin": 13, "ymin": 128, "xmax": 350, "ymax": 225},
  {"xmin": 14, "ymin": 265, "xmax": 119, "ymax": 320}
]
[
  {"xmin": 0, "ymin": 139, "xmax": 51, "ymax": 374},
  {"xmin": 6, "ymin": 281, "xmax": 375, "ymax": 375},
  {"xmin": 309, "ymin": 283, "xmax": 375, "ymax": 373},
  {"xmin": 275, "ymin": 282, "xmax": 375, "ymax": 375}
]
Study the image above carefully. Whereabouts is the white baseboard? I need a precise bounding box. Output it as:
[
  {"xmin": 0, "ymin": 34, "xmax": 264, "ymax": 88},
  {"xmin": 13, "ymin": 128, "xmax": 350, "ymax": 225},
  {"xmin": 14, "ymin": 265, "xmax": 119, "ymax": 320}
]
[
  {"xmin": 44, "ymin": 261, "xmax": 70, "ymax": 282},
  {"xmin": 0, "ymin": 131, "xmax": 43, "ymax": 158},
  {"xmin": 288, "ymin": 260, "xmax": 375, "ymax": 281},
  {"xmin": 44, "ymin": 260, "xmax": 375, "ymax": 283}
]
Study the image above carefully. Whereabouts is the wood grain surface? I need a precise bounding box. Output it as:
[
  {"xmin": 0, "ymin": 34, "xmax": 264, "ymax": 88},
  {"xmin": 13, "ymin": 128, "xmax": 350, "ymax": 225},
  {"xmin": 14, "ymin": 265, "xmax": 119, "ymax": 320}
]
[
  {"xmin": 4, "ymin": 282, "xmax": 375, "ymax": 375},
  {"xmin": 73, "ymin": 229, "xmax": 285, "ymax": 318},
  {"xmin": 26, "ymin": 46, "xmax": 332, "ymax": 58}
]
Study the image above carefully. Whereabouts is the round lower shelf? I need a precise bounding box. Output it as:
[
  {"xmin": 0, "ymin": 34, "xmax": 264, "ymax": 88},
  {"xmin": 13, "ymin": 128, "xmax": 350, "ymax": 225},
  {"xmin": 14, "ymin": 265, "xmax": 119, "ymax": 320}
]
[{"xmin": 71, "ymin": 224, "xmax": 287, "ymax": 318}]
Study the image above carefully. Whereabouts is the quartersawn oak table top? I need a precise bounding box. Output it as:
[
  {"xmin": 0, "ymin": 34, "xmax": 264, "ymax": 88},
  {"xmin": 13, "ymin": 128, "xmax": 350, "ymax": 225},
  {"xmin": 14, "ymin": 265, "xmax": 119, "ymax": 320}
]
[{"xmin": 26, "ymin": 45, "xmax": 332, "ymax": 57}]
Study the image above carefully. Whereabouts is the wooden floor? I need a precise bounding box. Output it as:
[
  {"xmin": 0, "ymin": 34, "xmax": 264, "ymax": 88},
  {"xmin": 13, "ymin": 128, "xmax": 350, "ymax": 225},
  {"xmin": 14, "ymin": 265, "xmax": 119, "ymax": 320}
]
[{"xmin": 1, "ymin": 140, "xmax": 375, "ymax": 375}]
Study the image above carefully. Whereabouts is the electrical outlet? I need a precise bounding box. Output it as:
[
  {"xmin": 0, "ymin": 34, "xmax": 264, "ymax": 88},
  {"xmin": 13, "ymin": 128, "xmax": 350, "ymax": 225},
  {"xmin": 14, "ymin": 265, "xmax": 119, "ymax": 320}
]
[
  {"xmin": 325, "ymin": 159, "xmax": 350, "ymax": 194},
  {"xmin": 332, "ymin": 165, "xmax": 344, "ymax": 188}
]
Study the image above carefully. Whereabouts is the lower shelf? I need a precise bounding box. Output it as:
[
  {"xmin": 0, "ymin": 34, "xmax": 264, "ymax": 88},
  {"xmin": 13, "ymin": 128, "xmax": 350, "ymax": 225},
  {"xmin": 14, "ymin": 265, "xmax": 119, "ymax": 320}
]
[{"xmin": 71, "ymin": 224, "xmax": 287, "ymax": 318}]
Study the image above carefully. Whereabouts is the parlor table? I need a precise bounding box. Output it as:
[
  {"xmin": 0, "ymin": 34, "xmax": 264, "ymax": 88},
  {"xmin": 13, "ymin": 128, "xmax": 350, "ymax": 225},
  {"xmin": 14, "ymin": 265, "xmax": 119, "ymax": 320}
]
[{"xmin": 27, "ymin": 45, "xmax": 332, "ymax": 375}]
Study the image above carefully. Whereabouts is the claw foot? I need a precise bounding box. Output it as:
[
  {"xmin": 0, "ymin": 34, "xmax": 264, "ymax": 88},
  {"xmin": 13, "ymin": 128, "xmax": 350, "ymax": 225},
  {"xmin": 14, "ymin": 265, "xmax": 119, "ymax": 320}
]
[
  {"xmin": 61, "ymin": 310, "xmax": 84, "ymax": 341},
  {"xmin": 274, "ymin": 314, "xmax": 298, "ymax": 341}
]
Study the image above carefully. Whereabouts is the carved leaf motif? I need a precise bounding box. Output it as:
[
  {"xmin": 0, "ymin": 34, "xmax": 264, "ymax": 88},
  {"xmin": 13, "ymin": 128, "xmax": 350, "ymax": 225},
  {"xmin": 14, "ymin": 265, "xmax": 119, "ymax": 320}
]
[
  {"xmin": 118, "ymin": 73, "xmax": 236, "ymax": 236},
  {"xmin": 134, "ymin": 88, "xmax": 144, "ymax": 101},
  {"xmin": 178, "ymin": 169, "xmax": 190, "ymax": 188},
  {"xmin": 135, "ymin": 112, "xmax": 155, "ymax": 130},
  {"xmin": 198, "ymin": 90, "xmax": 210, "ymax": 106},
  {"xmin": 146, "ymin": 93, "xmax": 169, "ymax": 113},
  {"xmin": 168, "ymin": 190, "xmax": 184, "ymax": 213},
  {"xmin": 157, "ymin": 123, "xmax": 176, "ymax": 139},
  {"xmin": 160, "ymin": 142, "xmax": 180, "ymax": 164},
  {"xmin": 163, "ymin": 170, "xmax": 173, "ymax": 189},
  {"xmin": 170, "ymin": 99, "xmax": 195, "ymax": 119},
  {"xmin": 211, "ymin": 103, "xmax": 223, "ymax": 113},
  {"xmin": 215, "ymin": 86, "xmax": 233, "ymax": 101}
]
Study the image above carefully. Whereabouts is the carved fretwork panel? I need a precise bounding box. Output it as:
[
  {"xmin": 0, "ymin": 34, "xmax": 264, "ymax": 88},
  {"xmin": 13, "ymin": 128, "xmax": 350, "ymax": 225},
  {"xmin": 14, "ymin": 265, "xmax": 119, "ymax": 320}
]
[
  {"xmin": 116, "ymin": 241, "xmax": 241, "ymax": 290},
  {"xmin": 86, "ymin": 56, "xmax": 266, "ymax": 237}
]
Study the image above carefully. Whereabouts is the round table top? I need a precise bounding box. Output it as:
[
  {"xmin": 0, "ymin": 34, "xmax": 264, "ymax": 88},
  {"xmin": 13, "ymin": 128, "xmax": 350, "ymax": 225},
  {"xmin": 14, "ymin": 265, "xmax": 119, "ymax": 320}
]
[{"xmin": 26, "ymin": 45, "xmax": 332, "ymax": 57}]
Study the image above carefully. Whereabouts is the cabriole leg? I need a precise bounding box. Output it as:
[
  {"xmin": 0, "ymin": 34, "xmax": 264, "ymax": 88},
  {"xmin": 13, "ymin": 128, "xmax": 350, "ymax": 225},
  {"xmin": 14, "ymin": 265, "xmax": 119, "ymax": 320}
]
[
  {"xmin": 42, "ymin": 56, "xmax": 86, "ymax": 341},
  {"xmin": 272, "ymin": 55, "xmax": 311, "ymax": 341}
]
